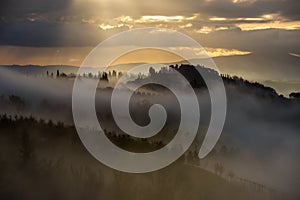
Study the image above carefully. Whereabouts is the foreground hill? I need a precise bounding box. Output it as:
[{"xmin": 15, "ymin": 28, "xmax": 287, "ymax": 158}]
[{"xmin": 0, "ymin": 116, "xmax": 291, "ymax": 200}]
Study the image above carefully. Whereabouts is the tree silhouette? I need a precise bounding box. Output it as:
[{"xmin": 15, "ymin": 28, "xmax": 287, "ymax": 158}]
[
  {"xmin": 101, "ymin": 72, "xmax": 109, "ymax": 81},
  {"xmin": 9, "ymin": 95, "xmax": 25, "ymax": 111},
  {"xmin": 149, "ymin": 67, "xmax": 156, "ymax": 77},
  {"xmin": 228, "ymin": 170, "xmax": 235, "ymax": 181},
  {"xmin": 214, "ymin": 163, "xmax": 225, "ymax": 176},
  {"xmin": 289, "ymin": 92, "xmax": 300, "ymax": 99},
  {"xmin": 19, "ymin": 130, "xmax": 35, "ymax": 165}
]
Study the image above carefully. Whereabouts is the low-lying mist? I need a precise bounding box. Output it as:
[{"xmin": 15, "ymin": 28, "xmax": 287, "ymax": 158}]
[{"xmin": 0, "ymin": 67, "xmax": 299, "ymax": 197}]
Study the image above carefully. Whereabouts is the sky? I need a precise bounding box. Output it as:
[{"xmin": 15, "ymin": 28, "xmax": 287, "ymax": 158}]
[{"xmin": 0, "ymin": 0, "xmax": 300, "ymax": 95}]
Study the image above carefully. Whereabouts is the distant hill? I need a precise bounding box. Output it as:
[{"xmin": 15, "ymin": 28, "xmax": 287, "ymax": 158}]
[
  {"xmin": 0, "ymin": 65, "xmax": 100, "ymax": 75},
  {"xmin": 0, "ymin": 59, "xmax": 213, "ymax": 76},
  {"xmin": 0, "ymin": 63, "xmax": 295, "ymax": 98}
]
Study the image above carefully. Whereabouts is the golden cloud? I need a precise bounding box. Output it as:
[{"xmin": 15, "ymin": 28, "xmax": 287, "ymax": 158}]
[{"xmin": 238, "ymin": 21, "xmax": 300, "ymax": 31}]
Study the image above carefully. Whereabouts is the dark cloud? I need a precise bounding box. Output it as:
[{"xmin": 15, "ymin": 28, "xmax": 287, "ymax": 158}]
[
  {"xmin": 127, "ymin": 0, "xmax": 300, "ymax": 21},
  {"xmin": 194, "ymin": 28, "xmax": 300, "ymax": 53},
  {"xmin": 0, "ymin": 20, "xmax": 121, "ymax": 47},
  {"xmin": 0, "ymin": 0, "xmax": 71, "ymax": 20},
  {"xmin": 1, "ymin": 0, "xmax": 299, "ymax": 21},
  {"xmin": 200, "ymin": 0, "xmax": 300, "ymax": 20}
]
